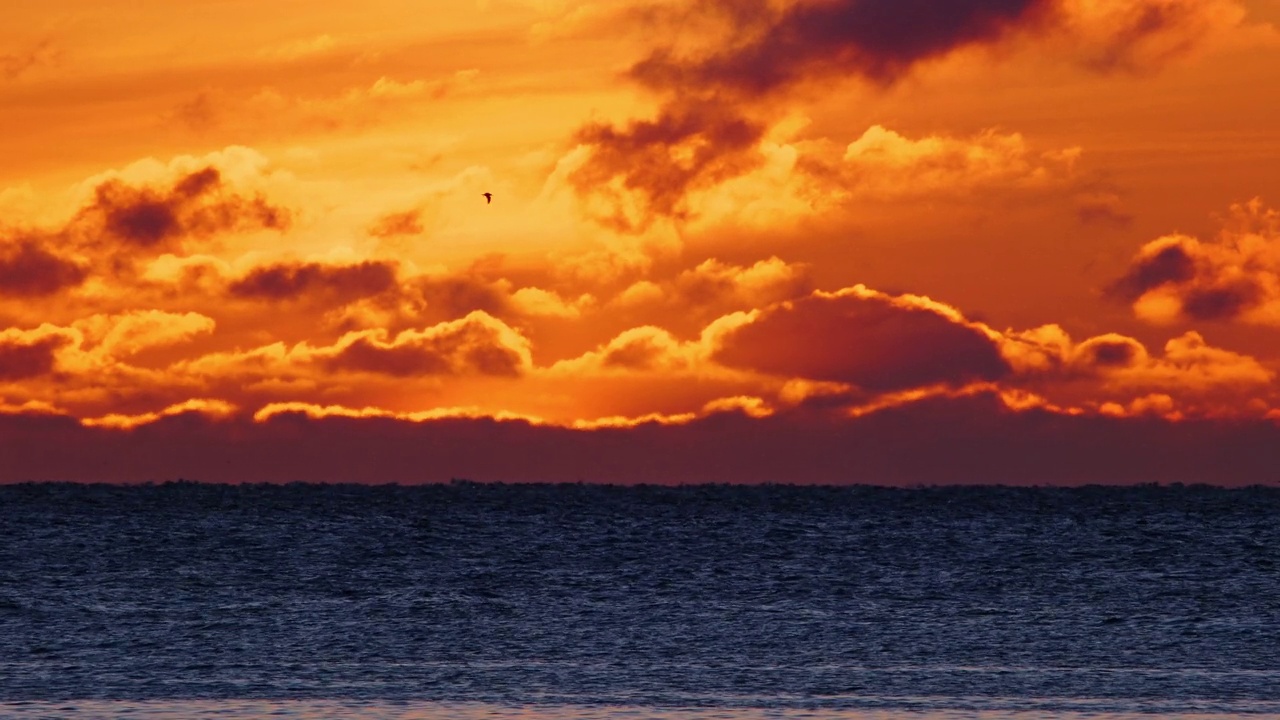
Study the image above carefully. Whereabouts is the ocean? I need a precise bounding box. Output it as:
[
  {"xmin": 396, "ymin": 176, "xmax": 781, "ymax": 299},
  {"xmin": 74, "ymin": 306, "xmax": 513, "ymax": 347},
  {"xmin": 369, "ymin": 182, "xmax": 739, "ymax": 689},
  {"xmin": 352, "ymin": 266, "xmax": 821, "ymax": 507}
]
[{"xmin": 1, "ymin": 482, "xmax": 1277, "ymax": 719}]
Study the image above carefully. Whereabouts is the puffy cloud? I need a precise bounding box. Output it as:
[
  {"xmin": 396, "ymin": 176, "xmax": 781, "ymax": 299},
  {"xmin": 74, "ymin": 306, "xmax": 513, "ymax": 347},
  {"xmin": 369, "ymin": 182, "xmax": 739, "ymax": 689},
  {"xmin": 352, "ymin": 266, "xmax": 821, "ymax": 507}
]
[
  {"xmin": 627, "ymin": 0, "xmax": 1052, "ymax": 97},
  {"xmin": 322, "ymin": 313, "xmax": 531, "ymax": 378},
  {"xmin": 627, "ymin": 0, "xmax": 1246, "ymax": 96},
  {"xmin": 713, "ymin": 286, "xmax": 1010, "ymax": 392},
  {"xmin": 0, "ymin": 313, "xmax": 215, "ymax": 415},
  {"xmin": 1126, "ymin": 330, "xmax": 1274, "ymax": 391},
  {"xmin": 0, "ymin": 327, "xmax": 74, "ymax": 380},
  {"xmin": 509, "ymin": 287, "xmax": 595, "ymax": 318},
  {"xmin": 570, "ymin": 99, "xmax": 767, "ymax": 230},
  {"xmin": 183, "ymin": 311, "xmax": 532, "ymax": 381},
  {"xmin": 999, "ymin": 323, "xmax": 1274, "ymax": 416},
  {"xmin": 803, "ymin": 125, "xmax": 1078, "ymax": 200},
  {"xmin": 0, "ymin": 240, "xmax": 87, "ymax": 296},
  {"xmin": 228, "ymin": 260, "xmax": 398, "ymax": 302},
  {"xmin": 76, "ymin": 166, "xmax": 290, "ymax": 252},
  {"xmin": 1108, "ymin": 199, "xmax": 1280, "ymax": 325},
  {"xmin": 612, "ymin": 256, "xmax": 812, "ymax": 321},
  {"xmin": 570, "ymin": 0, "xmax": 1247, "ymax": 227},
  {"xmin": 69, "ymin": 311, "xmax": 216, "ymax": 362},
  {"xmin": 0, "ymin": 150, "xmax": 292, "ymax": 310},
  {"xmin": 554, "ymin": 326, "xmax": 703, "ymax": 374}
]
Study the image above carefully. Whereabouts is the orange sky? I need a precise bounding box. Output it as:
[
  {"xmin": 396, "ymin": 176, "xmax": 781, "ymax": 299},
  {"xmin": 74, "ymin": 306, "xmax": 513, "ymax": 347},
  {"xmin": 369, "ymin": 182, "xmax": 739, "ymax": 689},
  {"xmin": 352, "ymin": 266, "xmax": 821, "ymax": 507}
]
[{"xmin": 3, "ymin": 0, "xmax": 1280, "ymax": 483}]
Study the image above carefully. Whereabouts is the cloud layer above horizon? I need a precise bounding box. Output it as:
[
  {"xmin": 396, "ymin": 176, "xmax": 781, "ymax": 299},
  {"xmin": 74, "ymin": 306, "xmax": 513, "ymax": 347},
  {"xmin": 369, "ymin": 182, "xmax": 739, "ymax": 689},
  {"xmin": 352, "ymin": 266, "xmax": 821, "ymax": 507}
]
[{"xmin": 1, "ymin": 0, "xmax": 1278, "ymax": 484}]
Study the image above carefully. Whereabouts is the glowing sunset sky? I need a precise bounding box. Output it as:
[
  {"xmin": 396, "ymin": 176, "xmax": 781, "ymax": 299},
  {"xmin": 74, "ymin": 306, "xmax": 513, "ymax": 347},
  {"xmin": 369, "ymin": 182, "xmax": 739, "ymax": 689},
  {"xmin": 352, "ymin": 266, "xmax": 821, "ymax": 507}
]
[{"xmin": 3, "ymin": 0, "xmax": 1279, "ymax": 483}]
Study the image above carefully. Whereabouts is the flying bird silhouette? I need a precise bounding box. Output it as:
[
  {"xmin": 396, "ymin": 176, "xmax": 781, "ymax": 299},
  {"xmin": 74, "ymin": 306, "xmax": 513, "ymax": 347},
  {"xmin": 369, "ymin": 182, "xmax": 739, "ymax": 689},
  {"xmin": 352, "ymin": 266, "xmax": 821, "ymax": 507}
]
[{"xmin": 482, "ymin": 192, "xmax": 492, "ymax": 204}]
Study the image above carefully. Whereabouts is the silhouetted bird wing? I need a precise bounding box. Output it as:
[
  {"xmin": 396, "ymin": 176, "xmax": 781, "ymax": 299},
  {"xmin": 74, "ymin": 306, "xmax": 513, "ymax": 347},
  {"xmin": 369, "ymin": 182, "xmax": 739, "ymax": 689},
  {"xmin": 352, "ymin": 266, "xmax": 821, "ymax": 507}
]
[{"xmin": 482, "ymin": 193, "xmax": 492, "ymax": 204}]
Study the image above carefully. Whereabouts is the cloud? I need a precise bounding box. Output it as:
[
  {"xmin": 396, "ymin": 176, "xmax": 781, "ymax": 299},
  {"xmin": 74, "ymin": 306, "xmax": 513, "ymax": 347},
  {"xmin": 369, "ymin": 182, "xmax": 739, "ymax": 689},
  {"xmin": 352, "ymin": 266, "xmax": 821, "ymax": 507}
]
[
  {"xmin": 0, "ymin": 240, "xmax": 88, "ymax": 296},
  {"xmin": 802, "ymin": 125, "xmax": 1078, "ymax": 200},
  {"xmin": 0, "ymin": 327, "xmax": 73, "ymax": 380},
  {"xmin": 627, "ymin": 0, "xmax": 1246, "ymax": 95},
  {"xmin": 2, "ymin": 390, "xmax": 1278, "ymax": 485},
  {"xmin": 183, "ymin": 311, "xmax": 533, "ymax": 381},
  {"xmin": 82, "ymin": 399, "xmax": 238, "ymax": 430},
  {"xmin": 0, "ymin": 313, "xmax": 215, "ymax": 415},
  {"xmin": 228, "ymin": 260, "xmax": 398, "ymax": 303},
  {"xmin": 509, "ymin": 287, "xmax": 595, "ymax": 318},
  {"xmin": 713, "ymin": 286, "xmax": 1010, "ymax": 392},
  {"xmin": 322, "ymin": 313, "xmax": 531, "ymax": 378},
  {"xmin": 611, "ymin": 256, "xmax": 812, "ymax": 322},
  {"xmin": 1055, "ymin": 0, "xmax": 1247, "ymax": 72},
  {"xmin": 998, "ymin": 322, "xmax": 1275, "ymax": 416},
  {"xmin": 570, "ymin": 99, "xmax": 767, "ymax": 229},
  {"xmin": 76, "ymin": 166, "xmax": 290, "ymax": 252},
  {"xmin": 630, "ymin": 0, "xmax": 1051, "ymax": 96},
  {"xmin": 570, "ymin": 0, "xmax": 1247, "ymax": 227},
  {"xmin": 1107, "ymin": 198, "xmax": 1280, "ymax": 324},
  {"xmin": 69, "ymin": 311, "xmax": 216, "ymax": 362},
  {"xmin": 554, "ymin": 326, "xmax": 703, "ymax": 374}
]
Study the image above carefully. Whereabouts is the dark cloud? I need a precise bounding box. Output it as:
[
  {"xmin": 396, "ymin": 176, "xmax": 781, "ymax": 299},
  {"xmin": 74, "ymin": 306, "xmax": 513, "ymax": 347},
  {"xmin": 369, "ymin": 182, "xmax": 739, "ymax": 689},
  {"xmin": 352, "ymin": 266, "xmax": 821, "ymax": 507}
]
[
  {"xmin": 1178, "ymin": 282, "xmax": 1265, "ymax": 322},
  {"xmin": 714, "ymin": 292, "xmax": 1010, "ymax": 392},
  {"xmin": 414, "ymin": 276, "xmax": 513, "ymax": 320},
  {"xmin": 1074, "ymin": 335, "xmax": 1144, "ymax": 369},
  {"xmin": 1107, "ymin": 241, "xmax": 1197, "ymax": 300},
  {"xmin": 630, "ymin": 0, "xmax": 1050, "ymax": 96},
  {"xmin": 574, "ymin": 0, "xmax": 1227, "ymax": 227},
  {"xmin": 229, "ymin": 261, "xmax": 398, "ymax": 302},
  {"xmin": 572, "ymin": 0, "xmax": 1060, "ymax": 226},
  {"xmin": 3, "ymin": 392, "xmax": 1278, "ymax": 485},
  {"xmin": 0, "ymin": 241, "xmax": 87, "ymax": 296},
  {"xmin": 0, "ymin": 334, "xmax": 69, "ymax": 380},
  {"xmin": 79, "ymin": 167, "xmax": 290, "ymax": 251},
  {"xmin": 571, "ymin": 100, "xmax": 765, "ymax": 229},
  {"xmin": 1107, "ymin": 214, "xmax": 1280, "ymax": 324}
]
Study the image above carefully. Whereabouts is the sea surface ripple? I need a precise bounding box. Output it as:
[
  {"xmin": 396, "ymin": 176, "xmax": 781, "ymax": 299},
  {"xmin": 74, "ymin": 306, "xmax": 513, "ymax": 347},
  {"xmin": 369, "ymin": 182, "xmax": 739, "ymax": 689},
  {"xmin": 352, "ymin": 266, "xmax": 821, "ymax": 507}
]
[{"xmin": 1, "ymin": 482, "xmax": 1277, "ymax": 715}]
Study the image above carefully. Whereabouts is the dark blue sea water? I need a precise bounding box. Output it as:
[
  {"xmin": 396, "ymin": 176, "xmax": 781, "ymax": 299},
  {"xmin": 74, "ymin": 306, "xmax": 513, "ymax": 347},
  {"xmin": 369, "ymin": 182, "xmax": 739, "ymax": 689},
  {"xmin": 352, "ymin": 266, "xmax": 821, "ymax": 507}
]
[{"xmin": 1, "ymin": 482, "xmax": 1278, "ymax": 719}]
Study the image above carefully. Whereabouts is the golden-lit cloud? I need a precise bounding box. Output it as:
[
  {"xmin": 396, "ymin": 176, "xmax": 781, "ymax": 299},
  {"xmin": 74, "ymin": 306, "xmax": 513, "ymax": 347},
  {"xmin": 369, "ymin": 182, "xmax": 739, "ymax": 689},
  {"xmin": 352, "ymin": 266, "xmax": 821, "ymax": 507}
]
[
  {"xmin": 610, "ymin": 256, "xmax": 811, "ymax": 321},
  {"xmin": 1109, "ymin": 198, "xmax": 1280, "ymax": 324},
  {"xmin": 180, "ymin": 311, "xmax": 531, "ymax": 383},
  {"xmin": 83, "ymin": 398, "xmax": 237, "ymax": 430},
  {"xmin": 807, "ymin": 125, "xmax": 1079, "ymax": 200},
  {"xmin": 999, "ymin": 322, "xmax": 1275, "ymax": 417}
]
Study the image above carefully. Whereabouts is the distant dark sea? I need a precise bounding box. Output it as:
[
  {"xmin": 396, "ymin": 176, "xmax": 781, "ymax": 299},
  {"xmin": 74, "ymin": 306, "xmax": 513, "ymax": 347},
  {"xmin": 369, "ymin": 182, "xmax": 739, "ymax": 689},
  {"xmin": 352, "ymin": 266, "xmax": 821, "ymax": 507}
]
[{"xmin": 2, "ymin": 482, "xmax": 1278, "ymax": 719}]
